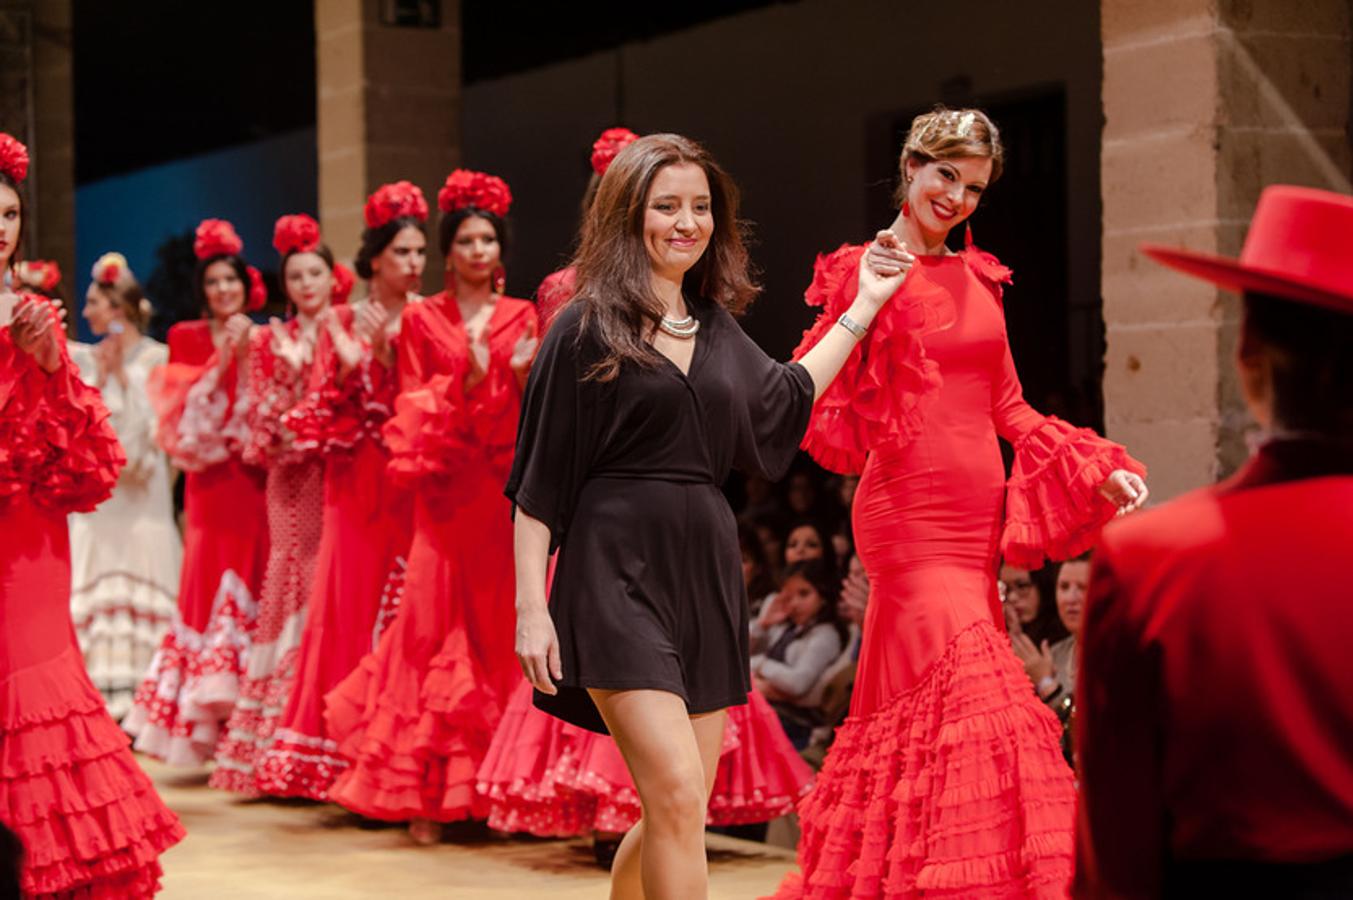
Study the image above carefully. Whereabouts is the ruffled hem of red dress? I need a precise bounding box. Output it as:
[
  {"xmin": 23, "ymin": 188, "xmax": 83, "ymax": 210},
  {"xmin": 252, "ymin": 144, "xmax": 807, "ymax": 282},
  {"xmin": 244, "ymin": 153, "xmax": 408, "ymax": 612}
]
[
  {"xmin": 708, "ymin": 691, "xmax": 814, "ymax": 826},
  {"xmin": 124, "ymin": 571, "xmax": 256, "ymax": 766},
  {"xmin": 0, "ymin": 324, "xmax": 125, "ymax": 513},
  {"xmin": 324, "ymin": 629, "xmax": 498, "ymax": 822},
  {"xmin": 253, "ymin": 729, "xmax": 348, "ymax": 801},
  {"xmin": 0, "ymin": 646, "xmax": 184, "ymax": 898},
  {"xmin": 791, "ymin": 245, "xmax": 952, "ymax": 475},
  {"xmin": 1000, "ymin": 417, "xmax": 1149, "ymax": 569},
  {"xmin": 769, "ymin": 620, "xmax": 1074, "ymax": 900}
]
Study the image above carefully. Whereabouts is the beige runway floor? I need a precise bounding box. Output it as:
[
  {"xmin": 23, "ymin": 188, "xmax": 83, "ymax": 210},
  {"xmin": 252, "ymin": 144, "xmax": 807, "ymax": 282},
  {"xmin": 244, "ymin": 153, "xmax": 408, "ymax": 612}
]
[{"xmin": 144, "ymin": 758, "xmax": 797, "ymax": 899}]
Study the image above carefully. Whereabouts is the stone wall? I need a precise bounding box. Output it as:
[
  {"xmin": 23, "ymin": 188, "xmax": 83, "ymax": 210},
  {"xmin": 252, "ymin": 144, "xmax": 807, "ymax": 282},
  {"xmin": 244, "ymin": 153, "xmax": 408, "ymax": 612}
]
[{"xmin": 1101, "ymin": 0, "xmax": 1351, "ymax": 500}]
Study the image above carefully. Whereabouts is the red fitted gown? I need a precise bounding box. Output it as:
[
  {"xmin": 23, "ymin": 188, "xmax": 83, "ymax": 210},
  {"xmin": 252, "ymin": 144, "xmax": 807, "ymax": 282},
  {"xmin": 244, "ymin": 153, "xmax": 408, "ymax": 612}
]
[
  {"xmin": 324, "ymin": 291, "xmax": 535, "ymax": 821},
  {"xmin": 0, "ymin": 307, "xmax": 184, "ymax": 898},
  {"xmin": 125, "ymin": 320, "xmax": 268, "ymax": 766},
  {"xmin": 254, "ymin": 303, "xmax": 413, "ymax": 799},
  {"xmin": 773, "ymin": 243, "xmax": 1145, "ymax": 899}
]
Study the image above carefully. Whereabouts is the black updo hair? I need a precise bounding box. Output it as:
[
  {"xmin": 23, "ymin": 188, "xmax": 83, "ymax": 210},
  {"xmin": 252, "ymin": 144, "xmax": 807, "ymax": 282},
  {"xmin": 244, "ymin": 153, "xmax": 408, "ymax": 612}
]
[
  {"xmin": 193, "ymin": 253, "xmax": 251, "ymax": 316},
  {"xmin": 354, "ymin": 216, "xmax": 425, "ymax": 280},
  {"xmin": 438, "ymin": 206, "xmax": 511, "ymax": 261},
  {"xmin": 0, "ymin": 170, "xmax": 25, "ymax": 272},
  {"xmin": 1244, "ymin": 291, "xmax": 1353, "ymax": 438}
]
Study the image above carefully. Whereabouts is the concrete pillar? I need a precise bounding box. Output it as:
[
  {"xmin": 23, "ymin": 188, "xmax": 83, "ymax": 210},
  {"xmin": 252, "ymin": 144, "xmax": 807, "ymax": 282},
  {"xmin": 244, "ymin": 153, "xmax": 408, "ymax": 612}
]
[
  {"xmin": 1100, "ymin": 0, "xmax": 1351, "ymax": 500},
  {"xmin": 315, "ymin": 0, "xmax": 461, "ymax": 291}
]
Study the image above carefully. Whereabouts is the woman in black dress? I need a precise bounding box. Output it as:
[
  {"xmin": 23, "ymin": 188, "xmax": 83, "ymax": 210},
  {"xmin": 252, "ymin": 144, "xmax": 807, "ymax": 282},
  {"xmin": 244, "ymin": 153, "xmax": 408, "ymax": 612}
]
[{"xmin": 509, "ymin": 133, "xmax": 906, "ymax": 897}]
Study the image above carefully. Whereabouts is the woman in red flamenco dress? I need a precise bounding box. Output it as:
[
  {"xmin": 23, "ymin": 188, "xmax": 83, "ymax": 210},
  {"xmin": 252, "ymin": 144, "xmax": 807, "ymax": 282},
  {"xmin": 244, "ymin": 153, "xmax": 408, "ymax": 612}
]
[
  {"xmin": 253, "ymin": 202, "xmax": 423, "ymax": 800},
  {"xmin": 324, "ymin": 171, "xmax": 537, "ymax": 843},
  {"xmin": 208, "ymin": 216, "xmax": 337, "ymax": 794},
  {"xmin": 481, "ymin": 125, "xmax": 814, "ymax": 857},
  {"xmin": 772, "ymin": 108, "xmax": 1149, "ymax": 899},
  {"xmin": 0, "ymin": 132, "xmax": 184, "ymax": 898},
  {"xmin": 124, "ymin": 219, "xmax": 269, "ymax": 767}
]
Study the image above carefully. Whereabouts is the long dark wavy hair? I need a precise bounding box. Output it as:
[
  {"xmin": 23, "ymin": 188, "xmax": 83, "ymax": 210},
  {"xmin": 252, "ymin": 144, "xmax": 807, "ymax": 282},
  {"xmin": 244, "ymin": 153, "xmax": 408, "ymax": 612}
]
[{"xmin": 570, "ymin": 133, "xmax": 759, "ymax": 381}]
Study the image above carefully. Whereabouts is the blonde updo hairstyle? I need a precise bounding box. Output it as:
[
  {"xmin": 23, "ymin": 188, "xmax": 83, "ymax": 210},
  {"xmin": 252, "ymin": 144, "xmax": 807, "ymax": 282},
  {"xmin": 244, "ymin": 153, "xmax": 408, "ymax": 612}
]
[
  {"xmin": 89, "ymin": 252, "xmax": 153, "ymax": 332},
  {"xmin": 894, "ymin": 106, "xmax": 1005, "ymax": 207}
]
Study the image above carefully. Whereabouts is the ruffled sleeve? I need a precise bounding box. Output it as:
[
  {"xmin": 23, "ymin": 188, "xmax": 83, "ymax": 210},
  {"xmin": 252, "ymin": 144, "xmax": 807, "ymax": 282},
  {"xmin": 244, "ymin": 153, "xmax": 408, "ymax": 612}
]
[
  {"xmin": 150, "ymin": 356, "xmax": 251, "ymax": 472},
  {"xmin": 241, "ymin": 325, "xmax": 315, "ymax": 468},
  {"xmin": 71, "ymin": 340, "xmax": 167, "ymax": 485},
  {"xmin": 1000, "ymin": 417, "xmax": 1148, "ymax": 569},
  {"xmin": 0, "ymin": 305, "xmax": 126, "ymax": 512},
  {"xmin": 284, "ymin": 307, "xmax": 396, "ymax": 456},
  {"xmin": 791, "ymin": 244, "xmax": 951, "ymax": 474}
]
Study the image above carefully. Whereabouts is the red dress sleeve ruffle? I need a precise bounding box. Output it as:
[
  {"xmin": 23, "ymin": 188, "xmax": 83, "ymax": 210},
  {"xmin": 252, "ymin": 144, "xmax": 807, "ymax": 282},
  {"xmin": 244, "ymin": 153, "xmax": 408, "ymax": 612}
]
[
  {"xmin": 283, "ymin": 309, "xmax": 397, "ymax": 456},
  {"xmin": 0, "ymin": 310, "xmax": 126, "ymax": 512},
  {"xmin": 382, "ymin": 366, "xmax": 517, "ymax": 484},
  {"xmin": 241, "ymin": 326, "xmax": 315, "ymax": 468},
  {"xmin": 1000, "ymin": 416, "xmax": 1148, "ymax": 568},
  {"xmin": 149, "ymin": 358, "xmax": 250, "ymax": 472},
  {"xmin": 791, "ymin": 244, "xmax": 952, "ymax": 475}
]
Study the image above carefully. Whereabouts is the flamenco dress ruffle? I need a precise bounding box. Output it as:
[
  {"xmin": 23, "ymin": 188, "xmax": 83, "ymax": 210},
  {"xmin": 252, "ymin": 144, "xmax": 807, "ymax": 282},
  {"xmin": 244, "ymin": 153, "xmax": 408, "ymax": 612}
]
[
  {"xmin": 255, "ymin": 317, "xmax": 412, "ymax": 801},
  {"xmin": 772, "ymin": 244, "xmax": 1144, "ymax": 898},
  {"xmin": 210, "ymin": 326, "xmax": 324, "ymax": 794},
  {"xmin": 478, "ymin": 682, "xmax": 812, "ymax": 836},
  {"xmin": 124, "ymin": 343, "xmax": 267, "ymax": 767},
  {"xmin": 324, "ymin": 362, "xmax": 516, "ymax": 821},
  {"xmin": 0, "ymin": 328, "xmax": 184, "ymax": 898}
]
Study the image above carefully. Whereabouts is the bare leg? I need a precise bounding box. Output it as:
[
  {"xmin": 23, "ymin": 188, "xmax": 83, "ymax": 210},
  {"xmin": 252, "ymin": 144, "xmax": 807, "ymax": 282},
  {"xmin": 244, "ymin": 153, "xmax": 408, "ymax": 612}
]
[{"xmin": 590, "ymin": 690, "xmax": 727, "ymax": 900}]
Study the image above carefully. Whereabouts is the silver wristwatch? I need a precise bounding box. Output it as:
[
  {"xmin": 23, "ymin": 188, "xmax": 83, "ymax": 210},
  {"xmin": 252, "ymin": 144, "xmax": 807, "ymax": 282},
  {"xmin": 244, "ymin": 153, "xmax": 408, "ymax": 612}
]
[{"xmin": 836, "ymin": 312, "xmax": 868, "ymax": 340}]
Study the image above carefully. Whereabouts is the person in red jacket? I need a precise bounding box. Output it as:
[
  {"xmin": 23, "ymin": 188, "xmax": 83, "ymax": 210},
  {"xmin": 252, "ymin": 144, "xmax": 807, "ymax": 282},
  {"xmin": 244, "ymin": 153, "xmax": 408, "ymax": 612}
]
[{"xmin": 1075, "ymin": 184, "xmax": 1353, "ymax": 899}]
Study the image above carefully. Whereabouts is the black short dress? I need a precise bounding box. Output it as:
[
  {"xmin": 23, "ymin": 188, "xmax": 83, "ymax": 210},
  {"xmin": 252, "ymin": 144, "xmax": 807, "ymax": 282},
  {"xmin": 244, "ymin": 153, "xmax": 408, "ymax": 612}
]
[{"xmin": 506, "ymin": 299, "xmax": 814, "ymax": 733}]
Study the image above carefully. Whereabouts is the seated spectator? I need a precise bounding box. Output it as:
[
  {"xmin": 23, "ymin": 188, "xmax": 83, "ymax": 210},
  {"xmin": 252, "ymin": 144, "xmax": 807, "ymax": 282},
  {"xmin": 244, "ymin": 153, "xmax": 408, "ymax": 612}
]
[
  {"xmin": 782, "ymin": 519, "xmax": 833, "ymax": 572},
  {"xmin": 739, "ymin": 519, "xmax": 779, "ymax": 618},
  {"xmin": 751, "ymin": 559, "xmax": 847, "ymax": 748},
  {"xmin": 1012, "ymin": 553, "xmax": 1090, "ymax": 764},
  {"xmin": 1000, "ymin": 562, "xmax": 1070, "ymax": 647}
]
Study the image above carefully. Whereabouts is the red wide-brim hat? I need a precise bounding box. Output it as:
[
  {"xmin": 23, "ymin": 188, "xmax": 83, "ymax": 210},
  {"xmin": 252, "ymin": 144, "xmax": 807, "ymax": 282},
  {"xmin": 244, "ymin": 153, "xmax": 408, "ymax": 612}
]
[{"xmin": 1141, "ymin": 184, "xmax": 1353, "ymax": 316}]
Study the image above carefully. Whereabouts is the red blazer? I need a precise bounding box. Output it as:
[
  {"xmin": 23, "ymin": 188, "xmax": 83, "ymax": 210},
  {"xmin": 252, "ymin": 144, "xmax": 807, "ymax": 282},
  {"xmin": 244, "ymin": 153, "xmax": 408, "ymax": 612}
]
[{"xmin": 1073, "ymin": 438, "xmax": 1353, "ymax": 898}]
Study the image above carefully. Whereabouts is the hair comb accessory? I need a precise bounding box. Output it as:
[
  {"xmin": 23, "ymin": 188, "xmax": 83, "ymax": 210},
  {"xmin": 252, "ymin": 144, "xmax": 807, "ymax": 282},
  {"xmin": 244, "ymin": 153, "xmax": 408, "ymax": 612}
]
[{"xmin": 956, "ymin": 112, "xmax": 976, "ymax": 138}]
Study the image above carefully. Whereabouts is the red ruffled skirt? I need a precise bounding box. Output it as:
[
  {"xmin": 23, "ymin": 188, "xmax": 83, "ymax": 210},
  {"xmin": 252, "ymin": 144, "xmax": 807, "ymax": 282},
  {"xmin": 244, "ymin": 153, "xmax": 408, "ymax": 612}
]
[
  {"xmin": 255, "ymin": 441, "xmax": 412, "ymax": 800},
  {"xmin": 1, "ymin": 495, "xmax": 183, "ymax": 898},
  {"xmin": 323, "ymin": 475, "xmax": 515, "ymax": 822},
  {"xmin": 123, "ymin": 458, "xmax": 268, "ymax": 767},
  {"xmin": 477, "ymin": 682, "xmax": 813, "ymax": 836},
  {"xmin": 209, "ymin": 458, "xmax": 324, "ymax": 794},
  {"xmin": 771, "ymin": 621, "xmax": 1074, "ymax": 900}
]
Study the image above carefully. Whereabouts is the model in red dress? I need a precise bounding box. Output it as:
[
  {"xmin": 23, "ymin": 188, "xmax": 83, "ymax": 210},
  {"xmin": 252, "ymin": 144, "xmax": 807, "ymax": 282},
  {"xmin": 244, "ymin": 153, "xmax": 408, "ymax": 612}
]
[
  {"xmin": 208, "ymin": 217, "xmax": 334, "ymax": 794},
  {"xmin": 773, "ymin": 109, "xmax": 1148, "ymax": 899},
  {"xmin": 254, "ymin": 209, "xmax": 420, "ymax": 800},
  {"xmin": 124, "ymin": 219, "xmax": 269, "ymax": 766},
  {"xmin": 0, "ymin": 133, "xmax": 184, "ymax": 898},
  {"xmin": 324, "ymin": 171, "xmax": 538, "ymax": 841}
]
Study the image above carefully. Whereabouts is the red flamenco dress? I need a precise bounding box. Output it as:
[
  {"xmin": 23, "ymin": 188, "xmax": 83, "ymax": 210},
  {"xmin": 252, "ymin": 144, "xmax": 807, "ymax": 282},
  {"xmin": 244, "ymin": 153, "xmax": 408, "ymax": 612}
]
[
  {"xmin": 772, "ymin": 242, "xmax": 1147, "ymax": 899},
  {"xmin": 124, "ymin": 320, "xmax": 268, "ymax": 766},
  {"xmin": 478, "ymin": 681, "xmax": 812, "ymax": 836},
  {"xmin": 254, "ymin": 304, "xmax": 413, "ymax": 800},
  {"xmin": 210, "ymin": 323, "xmax": 325, "ymax": 794},
  {"xmin": 323, "ymin": 292, "xmax": 535, "ymax": 822},
  {"xmin": 0, "ymin": 311, "xmax": 184, "ymax": 898}
]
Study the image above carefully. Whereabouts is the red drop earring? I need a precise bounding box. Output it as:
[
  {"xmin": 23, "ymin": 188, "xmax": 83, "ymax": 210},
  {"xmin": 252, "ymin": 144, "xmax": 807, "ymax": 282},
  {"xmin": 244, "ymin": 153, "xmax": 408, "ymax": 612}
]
[{"xmin": 901, "ymin": 200, "xmax": 911, "ymax": 218}]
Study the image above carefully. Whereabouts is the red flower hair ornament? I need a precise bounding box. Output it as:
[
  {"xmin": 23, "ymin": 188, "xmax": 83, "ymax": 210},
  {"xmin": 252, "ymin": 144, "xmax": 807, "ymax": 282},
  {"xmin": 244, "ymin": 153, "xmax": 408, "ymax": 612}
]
[
  {"xmin": 91, "ymin": 252, "xmax": 129, "ymax": 287},
  {"xmin": 0, "ymin": 133, "xmax": 29, "ymax": 183},
  {"xmin": 246, "ymin": 265, "xmax": 267, "ymax": 312},
  {"xmin": 331, "ymin": 262, "xmax": 355, "ymax": 305},
  {"xmin": 194, "ymin": 218, "xmax": 245, "ymax": 261},
  {"xmin": 364, "ymin": 181, "xmax": 429, "ymax": 230},
  {"xmin": 273, "ymin": 214, "xmax": 322, "ymax": 256},
  {"xmin": 18, "ymin": 260, "xmax": 61, "ymax": 293},
  {"xmin": 437, "ymin": 169, "xmax": 512, "ymax": 217},
  {"xmin": 591, "ymin": 127, "xmax": 639, "ymax": 176}
]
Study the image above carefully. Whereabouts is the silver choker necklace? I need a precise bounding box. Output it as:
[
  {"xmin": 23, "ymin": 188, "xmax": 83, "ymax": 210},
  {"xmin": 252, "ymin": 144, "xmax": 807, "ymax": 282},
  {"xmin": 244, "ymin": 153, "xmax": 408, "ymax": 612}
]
[{"xmin": 659, "ymin": 312, "xmax": 700, "ymax": 339}]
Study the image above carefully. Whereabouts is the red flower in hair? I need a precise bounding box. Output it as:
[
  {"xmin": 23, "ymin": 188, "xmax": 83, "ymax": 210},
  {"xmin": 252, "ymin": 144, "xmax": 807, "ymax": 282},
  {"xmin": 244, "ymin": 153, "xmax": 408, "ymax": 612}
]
[
  {"xmin": 246, "ymin": 265, "xmax": 268, "ymax": 312},
  {"xmin": 17, "ymin": 260, "xmax": 61, "ymax": 293},
  {"xmin": 273, "ymin": 214, "xmax": 322, "ymax": 256},
  {"xmin": 331, "ymin": 262, "xmax": 355, "ymax": 305},
  {"xmin": 364, "ymin": 181, "xmax": 429, "ymax": 229},
  {"xmin": 103, "ymin": 262, "xmax": 120, "ymax": 284},
  {"xmin": 91, "ymin": 252, "xmax": 129, "ymax": 287},
  {"xmin": 0, "ymin": 133, "xmax": 29, "ymax": 183},
  {"xmin": 194, "ymin": 219, "xmax": 245, "ymax": 261},
  {"xmin": 591, "ymin": 127, "xmax": 639, "ymax": 176},
  {"xmin": 437, "ymin": 169, "xmax": 512, "ymax": 217}
]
